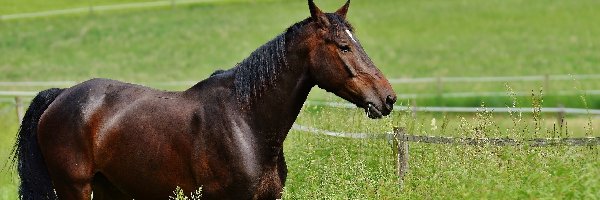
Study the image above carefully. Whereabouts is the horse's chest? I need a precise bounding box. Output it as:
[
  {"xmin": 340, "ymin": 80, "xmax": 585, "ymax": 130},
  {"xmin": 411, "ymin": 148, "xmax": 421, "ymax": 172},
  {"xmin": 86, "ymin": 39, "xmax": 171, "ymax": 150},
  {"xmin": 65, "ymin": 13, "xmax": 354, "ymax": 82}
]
[
  {"xmin": 252, "ymin": 166, "xmax": 284, "ymax": 199},
  {"xmin": 197, "ymin": 162, "xmax": 283, "ymax": 199}
]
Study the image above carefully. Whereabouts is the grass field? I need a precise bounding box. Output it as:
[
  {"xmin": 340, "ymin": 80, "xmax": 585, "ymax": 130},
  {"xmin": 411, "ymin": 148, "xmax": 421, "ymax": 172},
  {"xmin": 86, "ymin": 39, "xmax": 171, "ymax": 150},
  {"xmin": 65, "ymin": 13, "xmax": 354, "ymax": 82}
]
[
  {"xmin": 1, "ymin": 0, "xmax": 600, "ymax": 108},
  {"xmin": 1, "ymin": 0, "xmax": 600, "ymax": 199}
]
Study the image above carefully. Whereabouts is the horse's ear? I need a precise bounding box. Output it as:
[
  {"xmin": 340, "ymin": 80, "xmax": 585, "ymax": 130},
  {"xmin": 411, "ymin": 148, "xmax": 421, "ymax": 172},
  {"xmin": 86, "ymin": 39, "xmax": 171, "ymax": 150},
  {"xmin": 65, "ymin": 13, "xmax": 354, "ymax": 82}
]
[
  {"xmin": 335, "ymin": 0, "xmax": 350, "ymax": 19},
  {"xmin": 309, "ymin": 0, "xmax": 330, "ymax": 28}
]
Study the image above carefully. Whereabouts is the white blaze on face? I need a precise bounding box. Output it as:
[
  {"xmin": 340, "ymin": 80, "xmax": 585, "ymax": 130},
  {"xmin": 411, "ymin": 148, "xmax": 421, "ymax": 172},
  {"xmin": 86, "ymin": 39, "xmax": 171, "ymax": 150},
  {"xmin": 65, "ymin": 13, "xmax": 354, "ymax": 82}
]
[{"xmin": 345, "ymin": 29, "xmax": 357, "ymax": 43}]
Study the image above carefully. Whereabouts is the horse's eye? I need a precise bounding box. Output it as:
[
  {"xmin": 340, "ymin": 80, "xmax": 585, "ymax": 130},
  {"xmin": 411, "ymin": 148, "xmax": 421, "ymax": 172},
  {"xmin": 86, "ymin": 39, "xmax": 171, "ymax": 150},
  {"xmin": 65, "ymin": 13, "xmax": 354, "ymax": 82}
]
[{"xmin": 340, "ymin": 45, "xmax": 351, "ymax": 53}]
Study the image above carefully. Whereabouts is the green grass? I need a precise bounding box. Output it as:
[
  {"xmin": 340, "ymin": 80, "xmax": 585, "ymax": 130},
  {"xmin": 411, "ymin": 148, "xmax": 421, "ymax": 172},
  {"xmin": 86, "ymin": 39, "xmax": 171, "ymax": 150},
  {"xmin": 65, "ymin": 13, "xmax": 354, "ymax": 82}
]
[
  {"xmin": 284, "ymin": 105, "xmax": 600, "ymax": 199},
  {"xmin": 1, "ymin": 0, "xmax": 599, "ymax": 108},
  {"xmin": 1, "ymin": 0, "xmax": 600, "ymax": 199}
]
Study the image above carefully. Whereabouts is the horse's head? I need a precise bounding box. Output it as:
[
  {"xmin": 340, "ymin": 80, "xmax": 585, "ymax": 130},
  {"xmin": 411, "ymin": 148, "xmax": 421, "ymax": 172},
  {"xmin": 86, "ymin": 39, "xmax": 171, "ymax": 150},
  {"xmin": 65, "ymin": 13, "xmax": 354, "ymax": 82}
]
[{"xmin": 304, "ymin": 0, "xmax": 396, "ymax": 119}]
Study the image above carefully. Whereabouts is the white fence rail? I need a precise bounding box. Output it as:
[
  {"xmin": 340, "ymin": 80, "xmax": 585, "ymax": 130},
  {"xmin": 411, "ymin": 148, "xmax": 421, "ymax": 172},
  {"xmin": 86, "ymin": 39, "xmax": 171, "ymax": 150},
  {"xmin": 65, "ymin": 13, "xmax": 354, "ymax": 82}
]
[
  {"xmin": 1, "ymin": 74, "xmax": 599, "ymax": 87},
  {"xmin": 0, "ymin": 0, "xmax": 226, "ymax": 20},
  {"xmin": 1, "ymin": 74, "xmax": 599, "ymax": 121},
  {"xmin": 305, "ymin": 101, "xmax": 600, "ymax": 115},
  {"xmin": 388, "ymin": 74, "xmax": 600, "ymax": 84},
  {"xmin": 3, "ymin": 89, "xmax": 599, "ymax": 100}
]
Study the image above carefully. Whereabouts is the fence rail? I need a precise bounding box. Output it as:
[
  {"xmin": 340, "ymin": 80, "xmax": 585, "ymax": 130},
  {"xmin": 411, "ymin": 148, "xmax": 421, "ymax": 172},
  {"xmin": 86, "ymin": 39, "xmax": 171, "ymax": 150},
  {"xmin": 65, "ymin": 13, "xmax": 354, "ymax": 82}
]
[
  {"xmin": 3, "ymin": 90, "xmax": 600, "ymax": 100},
  {"xmin": 388, "ymin": 74, "xmax": 600, "ymax": 84},
  {"xmin": 0, "ymin": 0, "xmax": 224, "ymax": 20},
  {"xmin": 305, "ymin": 101, "xmax": 600, "ymax": 115},
  {"xmin": 2, "ymin": 74, "xmax": 599, "ymax": 87},
  {"xmin": 1, "ymin": 74, "xmax": 600, "ymax": 121}
]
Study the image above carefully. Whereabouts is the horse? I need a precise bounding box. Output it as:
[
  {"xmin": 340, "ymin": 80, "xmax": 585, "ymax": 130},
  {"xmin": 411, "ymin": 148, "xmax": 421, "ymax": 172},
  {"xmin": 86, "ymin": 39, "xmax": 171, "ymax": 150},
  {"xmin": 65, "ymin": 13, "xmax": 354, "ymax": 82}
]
[{"xmin": 11, "ymin": 0, "xmax": 396, "ymax": 199}]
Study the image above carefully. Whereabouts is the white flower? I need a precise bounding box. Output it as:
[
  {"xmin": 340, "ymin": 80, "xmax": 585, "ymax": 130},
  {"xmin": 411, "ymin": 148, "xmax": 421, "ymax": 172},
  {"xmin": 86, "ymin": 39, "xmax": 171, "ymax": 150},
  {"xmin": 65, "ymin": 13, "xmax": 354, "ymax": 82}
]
[{"xmin": 431, "ymin": 118, "xmax": 438, "ymax": 131}]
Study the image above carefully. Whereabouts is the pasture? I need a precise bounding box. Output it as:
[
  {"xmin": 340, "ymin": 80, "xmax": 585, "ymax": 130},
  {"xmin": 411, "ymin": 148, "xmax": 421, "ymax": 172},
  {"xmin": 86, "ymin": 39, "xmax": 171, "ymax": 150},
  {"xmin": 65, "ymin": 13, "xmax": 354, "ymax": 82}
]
[{"xmin": 1, "ymin": 0, "xmax": 599, "ymax": 199}]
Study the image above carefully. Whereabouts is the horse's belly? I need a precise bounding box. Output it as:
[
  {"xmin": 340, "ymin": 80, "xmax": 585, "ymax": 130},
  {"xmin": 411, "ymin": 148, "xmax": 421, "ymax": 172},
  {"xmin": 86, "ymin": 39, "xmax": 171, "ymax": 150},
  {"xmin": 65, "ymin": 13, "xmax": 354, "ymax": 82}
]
[
  {"xmin": 95, "ymin": 137, "xmax": 197, "ymax": 199},
  {"xmin": 92, "ymin": 112, "xmax": 199, "ymax": 198}
]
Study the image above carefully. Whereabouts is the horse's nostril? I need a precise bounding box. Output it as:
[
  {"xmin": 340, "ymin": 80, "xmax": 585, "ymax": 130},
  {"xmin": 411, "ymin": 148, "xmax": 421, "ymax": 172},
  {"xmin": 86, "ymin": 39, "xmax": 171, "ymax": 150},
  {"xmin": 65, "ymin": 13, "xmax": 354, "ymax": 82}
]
[
  {"xmin": 384, "ymin": 95, "xmax": 396, "ymax": 111},
  {"xmin": 386, "ymin": 95, "xmax": 396, "ymax": 105}
]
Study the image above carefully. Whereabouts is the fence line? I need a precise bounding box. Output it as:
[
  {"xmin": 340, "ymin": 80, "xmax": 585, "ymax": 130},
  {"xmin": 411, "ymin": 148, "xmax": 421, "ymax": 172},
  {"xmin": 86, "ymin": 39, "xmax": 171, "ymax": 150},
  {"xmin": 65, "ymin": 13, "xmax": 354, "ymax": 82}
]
[
  {"xmin": 1, "ymin": 74, "xmax": 599, "ymax": 87},
  {"xmin": 0, "ymin": 91, "xmax": 39, "ymax": 96},
  {"xmin": 0, "ymin": 81, "xmax": 76, "ymax": 87},
  {"xmin": 0, "ymin": 0, "xmax": 225, "ymax": 20},
  {"xmin": 395, "ymin": 90, "xmax": 600, "ymax": 99},
  {"xmin": 2, "ymin": 97, "xmax": 599, "ymax": 116},
  {"xmin": 388, "ymin": 74, "xmax": 600, "ymax": 84},
  {"xmin": 292, "ymin": 124, "xmax": 600, "ymax": 147},
  {"xmin": 3, "ymin": 89, "xmax": 599, "ymax": 99},
  {"xmin": 305, "ymin": 101, "xmax": 600, "ymax": 115}
]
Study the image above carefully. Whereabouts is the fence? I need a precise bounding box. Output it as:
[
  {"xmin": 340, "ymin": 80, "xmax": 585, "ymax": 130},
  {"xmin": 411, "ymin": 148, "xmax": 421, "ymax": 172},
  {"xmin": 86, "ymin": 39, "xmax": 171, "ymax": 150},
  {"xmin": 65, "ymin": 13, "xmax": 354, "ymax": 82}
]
[
  {"xmin": 388, "ymin": 74, "xmax": 600, "ymax": 84},
  {"xmin": 291, "ymin": 124, "xmax": 600, "ymax": 185},
  {"xmin": 305, "ymin": 101, "xmax": 600, "ymax": 115},
  {"xmin": 2, "ymin": 74, "xmax": 600, "ymax": 121},
  {"xmin": 0, "ymin": 0, "xmax": 230, "ymax": 21}
]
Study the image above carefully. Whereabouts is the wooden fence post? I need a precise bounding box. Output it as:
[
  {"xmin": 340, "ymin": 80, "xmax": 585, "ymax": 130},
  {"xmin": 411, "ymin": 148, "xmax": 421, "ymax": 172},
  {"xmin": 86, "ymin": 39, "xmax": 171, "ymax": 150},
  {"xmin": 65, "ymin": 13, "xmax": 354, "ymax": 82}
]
[
  {"xmin": 88, "ymin": 0, "xmax": 94, "ymax": 15},
  {"xmin": 436, "ymin": 76, "xmax": 443, "ymax": 96},
  {"xmin": 395, "ymin": 127, "xmax": 409, "ymax": 185},
  {"xmin": 410, "ymin": 99, "xmax": 417, "ymax": 120},
  {"xmin": 557, "ymin": 104, "xmax": 565, "ymax": 134},
  {"xmin": 15, "ymin": 96, "xmax": 24, "ymax": 122},
  {"xmin": 544, "ymin": 74, "xmax": 550, "ymax": 94}
]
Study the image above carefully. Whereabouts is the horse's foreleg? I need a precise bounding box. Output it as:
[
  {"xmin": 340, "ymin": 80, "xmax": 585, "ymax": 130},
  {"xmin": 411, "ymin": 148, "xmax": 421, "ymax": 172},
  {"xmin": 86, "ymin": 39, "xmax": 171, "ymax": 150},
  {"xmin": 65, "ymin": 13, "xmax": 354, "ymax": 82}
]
[{"xmin": 92, "ymin": 173, "xmax": 132, "ymax": 200}]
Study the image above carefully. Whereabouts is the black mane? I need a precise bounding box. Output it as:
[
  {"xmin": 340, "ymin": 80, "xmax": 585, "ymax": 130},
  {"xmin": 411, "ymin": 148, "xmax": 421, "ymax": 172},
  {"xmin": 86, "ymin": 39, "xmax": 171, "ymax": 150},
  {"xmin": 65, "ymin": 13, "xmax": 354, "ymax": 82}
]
[{"xmin": 233, "ymin": 33, "xmax": 288, "ymax": 105}]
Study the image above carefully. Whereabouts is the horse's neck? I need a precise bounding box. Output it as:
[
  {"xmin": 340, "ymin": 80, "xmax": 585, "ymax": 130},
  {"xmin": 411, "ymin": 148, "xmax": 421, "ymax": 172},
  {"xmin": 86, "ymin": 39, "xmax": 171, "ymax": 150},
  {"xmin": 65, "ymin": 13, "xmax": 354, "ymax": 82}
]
[
  {"xmin": 246, "ymin": 63, "xmax": 313, "ymax": 153},
  {"xmin": 245, "ymin": 41, "xmax": 314, "ymax": 155}
]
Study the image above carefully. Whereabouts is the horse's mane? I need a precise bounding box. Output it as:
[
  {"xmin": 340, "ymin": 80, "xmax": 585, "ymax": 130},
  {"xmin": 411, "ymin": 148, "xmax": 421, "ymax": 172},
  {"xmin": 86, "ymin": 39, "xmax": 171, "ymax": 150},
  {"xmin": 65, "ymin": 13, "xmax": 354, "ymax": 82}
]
[
  {"xmin": 233, "ymin": 14, "xmax": 352, "ymax": 105},
  {"xmin": 233, "ymin": 33, "xmax": 288, "ymax": 105}
]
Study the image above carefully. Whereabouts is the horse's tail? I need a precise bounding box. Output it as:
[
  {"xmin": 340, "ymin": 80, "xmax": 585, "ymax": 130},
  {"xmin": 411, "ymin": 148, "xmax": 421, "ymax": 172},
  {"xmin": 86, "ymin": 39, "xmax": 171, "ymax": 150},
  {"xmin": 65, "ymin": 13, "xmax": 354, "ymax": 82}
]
[{"xmin": 12, "ymin": 88, "xmax": 64, "ymax": 200}]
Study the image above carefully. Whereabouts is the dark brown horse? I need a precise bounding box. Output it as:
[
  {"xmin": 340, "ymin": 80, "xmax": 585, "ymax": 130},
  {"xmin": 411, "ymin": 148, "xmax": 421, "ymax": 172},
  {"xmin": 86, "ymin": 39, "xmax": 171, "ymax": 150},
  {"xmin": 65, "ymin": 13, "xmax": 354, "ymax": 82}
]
[{"xmin": 12, "ymin": 0, "xmax": 396, "ymax": 199}]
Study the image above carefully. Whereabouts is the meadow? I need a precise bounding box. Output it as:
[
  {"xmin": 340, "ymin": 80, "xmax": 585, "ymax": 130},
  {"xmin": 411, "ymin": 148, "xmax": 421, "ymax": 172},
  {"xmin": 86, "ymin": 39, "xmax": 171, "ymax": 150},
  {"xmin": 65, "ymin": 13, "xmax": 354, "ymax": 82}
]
[{"xmin": 1, "ymin": 0, "xmax": 599, "ymax": 199}]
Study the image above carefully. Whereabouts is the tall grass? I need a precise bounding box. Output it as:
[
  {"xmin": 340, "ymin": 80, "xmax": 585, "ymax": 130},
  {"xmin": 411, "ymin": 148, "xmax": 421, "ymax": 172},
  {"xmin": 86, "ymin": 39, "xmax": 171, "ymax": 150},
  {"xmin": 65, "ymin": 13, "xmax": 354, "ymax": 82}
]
[{"xmin": 288, "ymin": 93, "xmax": 599, "ymax": 198}]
